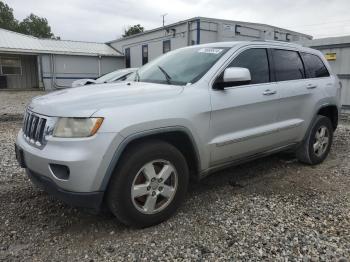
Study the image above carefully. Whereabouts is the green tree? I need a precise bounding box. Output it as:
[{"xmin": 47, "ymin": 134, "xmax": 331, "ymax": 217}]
[
  {"xmin": 18, "ymin": 13, "xmax": 57, "ymax": 39},
  {"xmin": 123, "ymin": 24, "xmax": 144, "ymax": 37},
  {"xmin": 0, "ymin": 1, "xmax": 58, "ymax": 39},
  {"xmin": 0, "ymin": 1, "xmax": 18, "ymax": 31}
]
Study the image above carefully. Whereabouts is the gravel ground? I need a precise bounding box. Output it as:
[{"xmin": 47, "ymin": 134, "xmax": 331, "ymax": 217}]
[
  {"xmin": 0, "ymin": 119, "xmax": 349, "ymax": 261},
  {"xmin": 0, "ymin": 91, "xmax": 349, "ymax": 261},
  {"xmin": 0, "ymin": 91, "xmax": 45, "ymax": 121}
]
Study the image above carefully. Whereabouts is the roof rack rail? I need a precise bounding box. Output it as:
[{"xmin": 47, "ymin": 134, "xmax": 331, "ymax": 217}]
[{"xmin": 250, "ymin": 39, "xmax": 302, "ymax": 46}]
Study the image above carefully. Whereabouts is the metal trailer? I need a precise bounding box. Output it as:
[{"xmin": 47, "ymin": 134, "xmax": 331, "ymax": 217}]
[
  {"xmin": 0, "ymin": 28, "xmax": 124, "ymax": 90},
  {"xmin": 301, "ymin": 36, "xmax": 350, "ymax": 107},
  {"xmin": 108, "ymin": 16, "xmax": 312, "ymax": 68},
  {"xmin": 40, "ymin": 54, "xmax": 124, "ymax": 90}
]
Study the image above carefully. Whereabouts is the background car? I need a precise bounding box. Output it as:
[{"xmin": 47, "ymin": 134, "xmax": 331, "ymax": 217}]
[{"xmin": 71, "ymin": 68, "xmax": 137, "ymax": 87}]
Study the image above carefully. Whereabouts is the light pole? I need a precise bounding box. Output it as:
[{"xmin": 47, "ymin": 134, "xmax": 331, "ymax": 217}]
[{"xmin": 161, "ymin": 13, "xmax": 168, "ymax": 27}]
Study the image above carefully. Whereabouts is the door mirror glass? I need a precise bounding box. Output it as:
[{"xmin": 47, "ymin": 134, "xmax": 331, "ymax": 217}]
[{"xmin": 223, "ymin": 67, "xmax": 251, "ymax": 83}]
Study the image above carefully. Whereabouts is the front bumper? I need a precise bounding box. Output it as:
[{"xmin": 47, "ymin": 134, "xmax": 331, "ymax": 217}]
[
  {"xmin": 16, "ymin": 129, "xmax": 124, "ymax": 193},
  {"xmin": 26, "ymin": 169, "xmax": 104, "ymax": 209}
]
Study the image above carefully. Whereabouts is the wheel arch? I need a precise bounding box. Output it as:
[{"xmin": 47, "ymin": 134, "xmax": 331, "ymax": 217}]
[
  {"xmin": 317, "ymin": 104, "xmax": 338, "ymax": 130},
  {"xmin": 100, "ymin": 126, "xmax": 201, "ymax": 191},
  {"xmin": 300, "ymin": 103, "xmax": 338, "ymax": 146}
]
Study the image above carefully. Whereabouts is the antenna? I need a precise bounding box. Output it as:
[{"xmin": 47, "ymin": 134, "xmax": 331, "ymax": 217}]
[{"xmin": 161, "ymin": 13, "xmax": 168, "ymax": 27}]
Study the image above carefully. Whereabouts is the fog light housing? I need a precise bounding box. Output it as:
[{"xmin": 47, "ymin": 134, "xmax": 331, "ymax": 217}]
[{"xmin": 49, "ymin": 164, "xmax": 70, "ymax": 180}]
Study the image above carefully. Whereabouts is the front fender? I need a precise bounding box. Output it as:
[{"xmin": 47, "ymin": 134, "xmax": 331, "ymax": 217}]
[{"xmin": 98, "ymin": 125, "xmax": 204, "ymax": 191}]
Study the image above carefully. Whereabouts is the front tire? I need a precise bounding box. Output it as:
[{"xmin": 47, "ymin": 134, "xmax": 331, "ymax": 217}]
[
  {"xmin": 106, "ymin": 139, "xmax": 189, "ymax": 228},
  {"xmin": 296, "ymin": 115, "xmax": 333, "ymax": 165}
]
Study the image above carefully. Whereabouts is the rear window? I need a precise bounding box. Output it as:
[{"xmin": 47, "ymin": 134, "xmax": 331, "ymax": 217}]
[
  {"xmin": 273, "ymin": 49, "xmax": 305, "ymax": 81},
  {"xmin": 301, "ymin": 53, "xmax": 330, "ymax": 78}
]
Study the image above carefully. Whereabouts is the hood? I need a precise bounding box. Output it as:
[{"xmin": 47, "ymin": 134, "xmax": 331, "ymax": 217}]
[{"xmin": 28, "ymin": 82, "xmax": 184, "ymax": 117}]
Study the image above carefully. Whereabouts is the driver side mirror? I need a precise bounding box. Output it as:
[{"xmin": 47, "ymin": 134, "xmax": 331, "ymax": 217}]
[
  {"xmin": 223, "ymin": 67, "xmax": 251, "ymax": 83},
  {"xmin": 214, "ymin": 67, "xmax": 251, "ymax": 89}
]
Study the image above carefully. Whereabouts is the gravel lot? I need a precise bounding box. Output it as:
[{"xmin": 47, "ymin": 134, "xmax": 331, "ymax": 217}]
[
  {"xmin": 0, "ymin": 91, "xmax": 45, "ymax": 121},
  {"xmin": 0, "ymin": 92, "xmax": 349, "ymax": 261}
]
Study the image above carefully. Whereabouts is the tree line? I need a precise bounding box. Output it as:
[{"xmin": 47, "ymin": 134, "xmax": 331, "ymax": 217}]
[
  {"xmin": 0, "ymin": 1, "xmax": 58, "ymax": 39},
  {"xmin": 0, "ymin": 0, "xmax": 144, "ymax": 40}
]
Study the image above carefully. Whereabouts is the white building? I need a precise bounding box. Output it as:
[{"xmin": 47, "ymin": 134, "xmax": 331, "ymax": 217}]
[
  {"xmin": 0, "ymin": 28, "xmax": 124, "ymax": 90},
  {"xmin": 0, "ymin": 17, "xmax": 315, "ymax": 92},
  {"xmin": 108, "ymin": 17, "xmax": 312, "ymax": 68}
]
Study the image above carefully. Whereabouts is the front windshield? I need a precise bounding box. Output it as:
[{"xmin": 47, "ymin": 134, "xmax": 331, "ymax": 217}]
[
  {"xmin": 132, "ymin": 46, "xmax": 229, "ymax": 85},
  {"xmin": 96, "ymin": 70, "xmax": 130, "ymax": 83}
]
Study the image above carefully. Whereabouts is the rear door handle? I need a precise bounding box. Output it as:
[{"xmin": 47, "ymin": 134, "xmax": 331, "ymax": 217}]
[
  {"xmin": 306, "ymin": 84, "xmax": 317, "ymax": 89},
  {"xmin": 263, "ymin": 89, "xmax": 277, "ymax": 96}
]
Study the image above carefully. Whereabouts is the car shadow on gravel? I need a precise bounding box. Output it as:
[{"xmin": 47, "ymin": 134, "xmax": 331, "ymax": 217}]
[
  {"xmin": 3, "ymin": 152, "xmax": 297, "ymax": 235},
  {"xmin": 15, "ymin": 152, "xmax": 307, "ymax": 229},
  {"xmin": 189, "ymin": 152, "xmax": 304, "ymax": 195}
]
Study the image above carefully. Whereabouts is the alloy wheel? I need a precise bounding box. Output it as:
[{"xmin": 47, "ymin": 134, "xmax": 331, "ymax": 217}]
[
  {"xmin": 131, "ymin": 160, "xmax": 178, "ymax": 214},
  {"xmin": 313, "ymin": 126, "xmax": 329, "ymax": 157}
]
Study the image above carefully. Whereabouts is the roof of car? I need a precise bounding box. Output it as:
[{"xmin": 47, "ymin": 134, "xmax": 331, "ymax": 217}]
[{"xmin": 198, "ymin": 40, "xmax": 302, "ymax": 47}]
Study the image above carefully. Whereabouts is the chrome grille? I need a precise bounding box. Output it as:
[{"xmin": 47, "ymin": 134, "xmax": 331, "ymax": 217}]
[{"xmin": 23, "ymin": 111, "xmax": 47, "ymax": 147}]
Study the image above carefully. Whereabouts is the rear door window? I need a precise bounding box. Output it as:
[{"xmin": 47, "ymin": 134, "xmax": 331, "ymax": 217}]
[
  {"xmin": 272, "ymin": 49, "xmax": 305, "ymax": 81},
  {"xmin": 301, "ymin": 53, "xmax": 330, "ymax": 78}
]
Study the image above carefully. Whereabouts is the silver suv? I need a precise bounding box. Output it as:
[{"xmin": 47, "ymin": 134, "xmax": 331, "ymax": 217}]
[{"xmin": 15, "ymin": 41, "xmax": 341, "ymax": 227}]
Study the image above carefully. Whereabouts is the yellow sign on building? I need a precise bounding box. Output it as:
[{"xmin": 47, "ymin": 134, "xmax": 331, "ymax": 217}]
[{"xmin": 325, "ymin": 53, "xmax": 336, "ymax": 61}]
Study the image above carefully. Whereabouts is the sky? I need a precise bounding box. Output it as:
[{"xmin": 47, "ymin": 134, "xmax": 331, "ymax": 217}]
[{"xmin": 5, "ymin": 0, "xmax": 350, "ymax": 42}]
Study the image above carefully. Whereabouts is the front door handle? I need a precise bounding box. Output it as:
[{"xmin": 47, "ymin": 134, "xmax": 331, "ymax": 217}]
[
  {"xmin": 263, "ymin": 89, "xmax": 277, "ymax": 96},
  {"xmin": 306, "ymin": 84, "xmax": 317, "ymax": 89}
]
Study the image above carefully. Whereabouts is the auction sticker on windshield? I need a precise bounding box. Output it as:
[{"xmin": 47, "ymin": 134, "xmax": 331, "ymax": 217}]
[{"xmin": 198, "ymin": 48, "xmax": 223, "ymax": 54}]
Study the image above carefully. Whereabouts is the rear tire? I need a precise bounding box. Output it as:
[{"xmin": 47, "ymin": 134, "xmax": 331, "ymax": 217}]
[
  {"xmin": 106, "ymin": 139, "xmax": 189, "ymax": 228},
  {"xmin": 296, "ymin": 115, "xmax": 333, "ymax": 165}
]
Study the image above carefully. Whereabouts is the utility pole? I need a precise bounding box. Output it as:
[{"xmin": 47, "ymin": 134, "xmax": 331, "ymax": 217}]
[{"xmin": 161, "ymin": 13, "xmax": 168, "ymax": 27}]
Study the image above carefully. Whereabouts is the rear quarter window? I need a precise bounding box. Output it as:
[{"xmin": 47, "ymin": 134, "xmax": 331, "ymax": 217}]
[{"xmin": 301, "ymin": 53, "xmax": 330, "ymax": 78}]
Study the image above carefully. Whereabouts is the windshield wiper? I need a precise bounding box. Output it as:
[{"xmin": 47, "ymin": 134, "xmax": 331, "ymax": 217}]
[
  {"xmin": 157, "ymin": 66, "xmax": 172, "ymax": 84},
  {"xmin": 135, "ymin": 70, "xmax": 140, "ymax": 82}
]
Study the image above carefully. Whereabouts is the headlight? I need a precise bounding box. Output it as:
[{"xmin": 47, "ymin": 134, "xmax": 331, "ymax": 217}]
[{"xmin": 53, "ymin": 117, "xmax": 104, "ymax": 138}]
